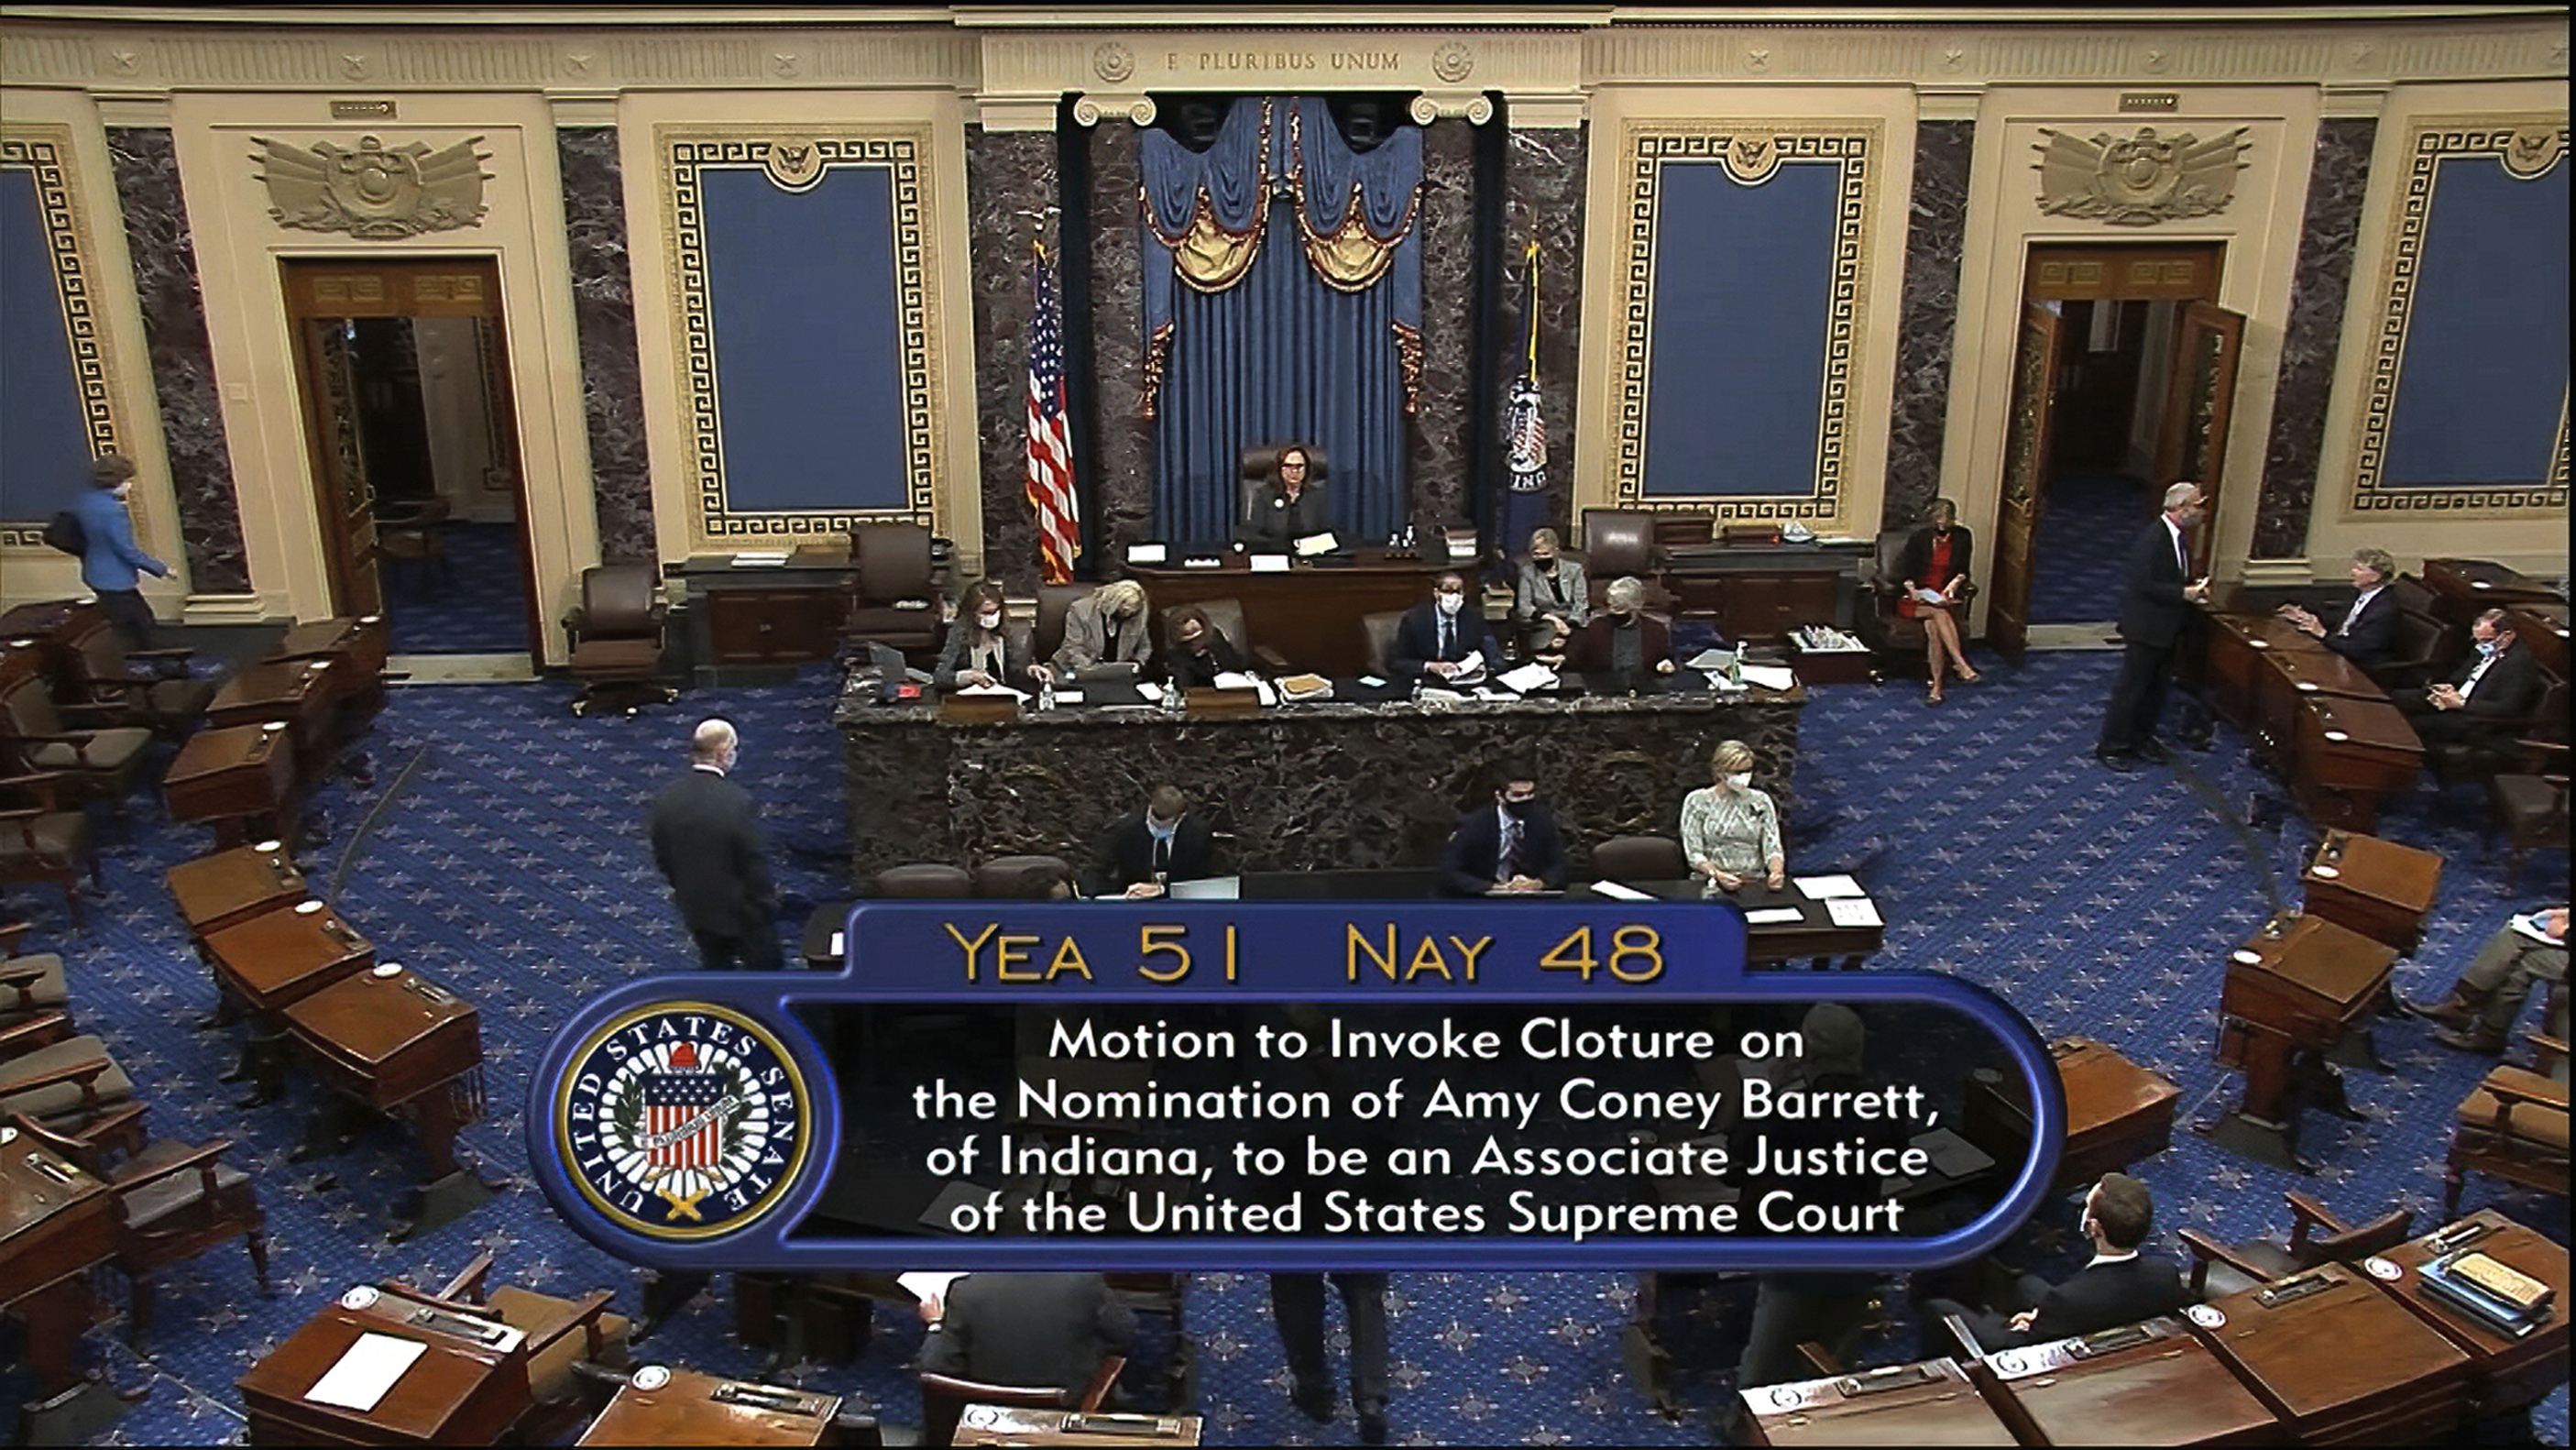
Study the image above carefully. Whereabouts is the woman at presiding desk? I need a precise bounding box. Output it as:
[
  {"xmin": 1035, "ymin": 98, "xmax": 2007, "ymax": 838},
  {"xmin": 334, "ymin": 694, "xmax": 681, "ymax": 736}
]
[
  {"xmin": 935, "ymin": 577, "xmax": 1041, "ymax": 690},
  {"xmin": 1681, "ymin": 739, "xmax": 1787, "ymax": 892},
  {"xmin": 1236, "ymin": 442, "xmax": 1331, "ymax": 546}
]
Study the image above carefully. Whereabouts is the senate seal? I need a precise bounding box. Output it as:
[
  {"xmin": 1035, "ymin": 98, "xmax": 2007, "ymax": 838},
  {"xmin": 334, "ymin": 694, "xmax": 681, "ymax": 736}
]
[{"xmin": 555, "ymin": 1003, "xmax": 812, "ymax": 1240}]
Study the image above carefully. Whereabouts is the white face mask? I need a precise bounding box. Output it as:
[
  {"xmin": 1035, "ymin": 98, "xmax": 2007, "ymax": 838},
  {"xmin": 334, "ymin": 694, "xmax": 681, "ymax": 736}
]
[
  {"xmin": 1726, "ymin": 772, "xmax": 1754, "ymax": 790},
  {"xmin": 1436, "ymin": 593, "xmax": 1463, "ymax": 617},
  {"xmin": 976, "ymin": 611, "xmax": 1003, "ymax": 632}
]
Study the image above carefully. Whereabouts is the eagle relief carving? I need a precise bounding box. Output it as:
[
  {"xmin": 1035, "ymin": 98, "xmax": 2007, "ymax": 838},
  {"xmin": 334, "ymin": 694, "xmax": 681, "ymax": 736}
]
[
  {"xmin": 2033, "ymin": 126, "xmax": 2250, "ymax": 225},
  {"xmin": 252, "ymin": 134, "xmax": 492, "ymax": 239}
]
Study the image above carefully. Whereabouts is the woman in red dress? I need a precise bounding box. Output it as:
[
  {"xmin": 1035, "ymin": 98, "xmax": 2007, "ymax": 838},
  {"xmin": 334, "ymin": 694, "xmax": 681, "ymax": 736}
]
[{"xmin": 1899, "ymin": 498, "xmax": 1979, "ymax": 703}]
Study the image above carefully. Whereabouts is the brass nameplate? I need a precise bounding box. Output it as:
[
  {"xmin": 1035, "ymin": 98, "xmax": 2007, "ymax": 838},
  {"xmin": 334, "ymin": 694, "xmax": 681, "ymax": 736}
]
[
  {"xmin": 2121, "ymin": 93, "xmax": 2179, "ymax": 113},
  {"xmin": 330, "ymin": 99, "xmax": 398, "ymax": 120}
]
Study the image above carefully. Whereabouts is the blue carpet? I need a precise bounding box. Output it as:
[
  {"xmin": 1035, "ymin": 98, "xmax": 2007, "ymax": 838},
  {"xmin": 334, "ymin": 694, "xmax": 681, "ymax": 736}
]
[
  {"xmin": 1, "ymin": 656, "xmax": 2563, "ymax": 1445},
  {"xmin": 381, "ymin": 520, "xmax": 532, "ymax": 655},
  {"xmin": 2031, "ymin": 471, "xmax": 2151, "ymax": 624}
]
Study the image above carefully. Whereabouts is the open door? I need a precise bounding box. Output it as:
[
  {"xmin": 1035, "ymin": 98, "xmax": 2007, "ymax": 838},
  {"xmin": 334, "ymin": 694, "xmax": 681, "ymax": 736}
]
[
  {"xmin": 1986, "ymin": 300, "xmax": 2064, "ymax": 664},
  {"xmin": 291, "ymin": 316, "xmax": 384, "ymax": 615},
  {"xmin": 2154, "ymin": 301, "xmax": 2246, "ymax": 568}
]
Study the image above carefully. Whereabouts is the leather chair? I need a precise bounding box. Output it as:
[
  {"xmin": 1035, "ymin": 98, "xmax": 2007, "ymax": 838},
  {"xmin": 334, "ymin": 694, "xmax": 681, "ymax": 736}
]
[
  {"xmin": 1579, "ymin": 510, "xmax": 1661, "ymax": 597},
  {"xmin": 1158, "ymin": 597, "xmax": 1291, "ymax": 674},
  {"xmin": 874, "ymin": 862, "xmax": 976, "ymax": 898},
  {"xmin": 373, "ymin": 496, "xmax": 452, "ymax": 593},
  {"xmin": 0, "ymin": 676, "xmax": 154, "ymax": 818},
  {"xmin": 977, "ymin": 855, "xmax": 1074, "ymax": 901},
  {"xmin": 2488, "ymin": 739, "xmax": 2568, "ymax": 891},
  {"xmin": 12, "ymin": 1112, "xmax": 270, "ymax": 1348},
  {"xmin": 2446, "ymin": 1045, "xmax": 2569, "ymax": 1217},
  {"xmin": 2364, "ymin": 606, "xmax": 2457, "ymax": 693},
  {"xmin": 1361, "ymin": 610, "xmax": 1406, "ymax": 680},
  {"xmin": 2426, "ymin": 674, "xmax": 2567, "ymax": 789},
  {"xmin": 1238, "ymin": 444, "xmax": 1330, "ymax": 533},
  {"xmin": 848, "ymin": 522, "xmax": 943, "ymax": 659},
  {"xmin": 0, "ymin": 1014, "xmax": 146, "ymax": 1158},
  {"xmin": 1033, "ymin": 583, "xmax": 1093, "ymax": 668},
  {"xmin": 0, "ymin": 772, "xmax": 99, "ymax": 928},
  {"xmin": 1594, "ymin": 835, "xmax": 1686, "ymax": 883},
  {"xmin": 1855, "ymin": 526, "xmax": 1976, "ymax": 681},
  {"xmin": 2177, "ymin": 1192, "xmax": 2415, "ymax": 1301},
  {"xmin": 919, "ymin": 1355, "xmax": 1123, "ymax": 1449},
  {"xmin": 0, "ymin": 923, "xmax": 68, "ymax": 1033},
  {"xmin": 66, "ymin": 619, "xmax": 213, "ymax": 741},
  {"xmin": 563, "ymin": 564, "xmax": 675, "ymax": 718},
  {"xmin": 422, "ymin": 1250, "xmax": 630, "ymax": 1442}
]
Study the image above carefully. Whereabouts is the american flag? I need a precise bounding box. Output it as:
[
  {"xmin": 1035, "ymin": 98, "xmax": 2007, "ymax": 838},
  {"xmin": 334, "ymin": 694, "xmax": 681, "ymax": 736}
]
[
  {"xmin": 1025, "ymin": 245, "xmax": 1080, "ymax": 586},
  {"xmin": 644, "ymin": 1041, "xmax": 725, "ymax": 1171}
]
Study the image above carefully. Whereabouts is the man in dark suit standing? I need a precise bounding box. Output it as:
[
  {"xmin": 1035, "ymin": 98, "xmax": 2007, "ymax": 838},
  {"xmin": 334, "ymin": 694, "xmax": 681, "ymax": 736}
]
[
  {"xmin": 2399, "ymin": 608, "xmax": 2546, "ymax": 749},
  {"xmin": 2278, "ymin": 547, "xmax": 2401, "ymax": 670},
  {"xmin": 918, "ymin": 1272, "xmax": 1135, "ymax": 1398},
  {"xmin": 2097, "ymin": 482, "xmax": 2213, "ymax": 771},
  {"xmin": 1926, "ymin": 1174, "xmax": 2187, "ymax": 1349},
  {"xmin": 649, "ymin": 719, "xmax": 779, "ymax": 970},
  {"xmin": 1392, "ymin": 571, "xmax": 1505, "ymax": 683},
  {"xmin": 1439, "ymin": 761, "xmax": 1568, "ymax": 896},
  {"xmin": 1087, "ymin": 784, "xmax": 1216, "ymax": 898}
]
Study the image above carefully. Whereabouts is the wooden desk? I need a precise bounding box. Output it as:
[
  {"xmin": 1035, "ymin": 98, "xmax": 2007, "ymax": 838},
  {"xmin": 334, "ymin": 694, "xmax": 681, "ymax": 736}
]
[
  {"xmin": 202, "ymin": 898, "xmax": 375, "ymax": 1019},
  {"xmin": 2504, "ymin": 601, "xmax": 2569, "ymax": 681},
  {"xmin": 1969, "ymin": 1316, "xmax": 2281, "ymax": 1445},
  {"xmin": 164, "ymin": 721, "xmax": 300, "ymax": 844},
  {"xmin": 239, "ymin": 1287, "xmax": 532, "ymax": 1445},
  {"xmin": 0, "ymin": 1121, "xmax": 115, "ymax": 1398},
  {"xmin": 2288, "ymin": 693, "xmax": 2420, "ymax": 833},
  {"xmin": 2203, "ymin": 614, "xmax": 2421, "ymax": 831},
  {"xmin": 2187, "ymin": 1263, "xmax": 2472, "ymax": 1444},
  {"xmin": 284, "ymin": 965, "xmax": 491, "ymax": 1240},
  {"xmin": 1130, "ymin": 554, "xmax": 1450, "ymax": 677},
  {"xmin": 577, "ymin": 1366, "xmax": 841, "ymax": 1446},
  {"xmin": 2422, "ymin": 558, "xmax": 2564, "ymax": 631},
  {"xmin": 2209, "ymin": 914, "xmax": 2395, "ymax": 1170},
  {"xmin": 1963, "ymin": 1038, "xmax": 2180, "ymax": 1194},
  {"xmin": 1739, "ymin": 1357, "xmax": 2016, "ymax": 1445},
  {"xmin": 2299, "ymin": 830, "xmax": 2441, "ymax": 956},
  {"xmin": 267, "ymin": 614, "xmax": 392, "ymax": 720},
  {"xmin": 2374, "ymin": 1212, "xmax": 2570, "ymax": 1420},
  {"xmin": 676, "ymin": 556, "xmax": 858, "ymax": 680},
  {"xmin": 955, "ymin": 1406, "xmax": 1203, "ymax": 1446},
  {"xmin": 167, "ymin": 840, "xmax": 308, "ymax": 938},
  {"xmin": 209, "ymin": 659, "xmax": 342, "ymax": 772},
  {"xmin": 0, "ymin": 598, "xmax": 106, "ymax": 699}
]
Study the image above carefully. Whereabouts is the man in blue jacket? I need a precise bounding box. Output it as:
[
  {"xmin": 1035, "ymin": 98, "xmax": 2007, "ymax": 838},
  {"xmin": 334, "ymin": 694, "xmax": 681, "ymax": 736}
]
[{"xmin": 74, "ymin": 453, "xmax": 173, "ymax": 649}]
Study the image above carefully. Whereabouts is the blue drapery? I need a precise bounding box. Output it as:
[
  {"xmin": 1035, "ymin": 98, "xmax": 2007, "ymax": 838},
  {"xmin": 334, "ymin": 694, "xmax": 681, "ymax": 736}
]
[{"xmin": 1141, "ymin": 98, "xmax": 1422, "ymax": 543}]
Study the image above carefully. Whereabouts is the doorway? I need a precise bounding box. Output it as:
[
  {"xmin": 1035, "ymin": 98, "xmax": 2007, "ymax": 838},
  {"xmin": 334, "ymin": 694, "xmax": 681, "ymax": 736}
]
[
  {"xmin": 1985, "ymin": 243, "xmax": 2243, "ymax": 660},
  {"xmin": 282, "ymin": 258, "xmax": 539, "ymax": 663}
]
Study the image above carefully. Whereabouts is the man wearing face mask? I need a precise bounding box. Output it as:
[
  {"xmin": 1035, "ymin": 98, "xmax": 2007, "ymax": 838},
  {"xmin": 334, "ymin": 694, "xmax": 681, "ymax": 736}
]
[
  {"xmin": 1088, "ymin": 784, "xmax": 1216, "ymax": 898},
  {"xmin": 1052, "ymin": 579, "xmax": 1155, "ymax": 676},
  {"xmin": 73, "ymin": 453, "xmax": 174, "ymax": 651},
  {"xmin": 1392, "ymin": 571, "xmax": 1504, "ymax": 684},
  {"xmin": 2096, "ymin": 482, "xmax": 2213, "ymax": 772},
  {"xmin": 1513, "ymin": 528, "xmax": 1590, "ymax": 659},
  {"xmin": 2399, "ymin": 609, "xmax": 2545, "ymax": 751},
  {"xmin": 1562, "ymin": 576, "xmax": 1678, "ymax": 680},
  {"xmin": 1163, "ymin": 605, "xmax": 1246, "ymax": 691},
  {"xmin": 1440, "ymin": 762, "xmax": 1568, "ymax": 896},
  {"xmin": 648, "ymin": 718, "xmax": 780, "ymax": 970}
]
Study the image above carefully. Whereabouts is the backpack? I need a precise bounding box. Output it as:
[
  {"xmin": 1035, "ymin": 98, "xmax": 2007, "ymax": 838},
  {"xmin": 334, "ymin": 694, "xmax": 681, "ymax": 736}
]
[{"xmin": 41, "ymin": 510, "xmax": 87, "ymax": 557}]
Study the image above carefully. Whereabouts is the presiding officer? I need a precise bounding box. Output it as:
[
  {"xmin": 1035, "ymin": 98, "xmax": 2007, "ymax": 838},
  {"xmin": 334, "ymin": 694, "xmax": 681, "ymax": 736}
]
[{"xmin": 649, "ymin": 719, "xmax": 779, "ymax": 970}]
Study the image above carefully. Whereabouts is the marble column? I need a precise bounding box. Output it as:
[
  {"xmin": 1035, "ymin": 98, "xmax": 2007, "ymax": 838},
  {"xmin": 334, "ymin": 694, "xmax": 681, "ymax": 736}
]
[
  {"xmin": 1881, "ymin": 119, "xmax": 1974, "ymax": 533},
  {"xmin": 1086, "ymin": 122, "xmax": 1153, "ymax": 563},
  {"xmin": 967, "ymin": 126, "xmax": 1057, "ymax": 591},
  {"xmin": 2253, "ymin": 118, "xmax": 2376, "ymax": 562},
  {"xmin": 106, "ymin": 127, "xmax": 250, "ymax": 594},
  {"xmin": 1502, "ymin": 120, "xmax": 1585, "ymax": 534},
  {"xmin": 556, "ymin": 127, "xmax": 655, "ymax": 564},
  {"xmin": 1408, "ymin": 118, "xmax": 1477, "ymax": 533}
]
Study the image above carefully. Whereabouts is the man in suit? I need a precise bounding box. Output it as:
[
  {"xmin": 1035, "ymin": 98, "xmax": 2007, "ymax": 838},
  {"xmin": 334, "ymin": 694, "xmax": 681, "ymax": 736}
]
[
  {"xmin": 1513, "ymin": 527, "xmax": 1591, "ymax": 658},
  {"xmin": 1392, "ymin": 571, "xmax": 1505, "ymax": 683},
  {"xmin": 1562, "ymin": 576, "xmax": 1678, "ymax": 680},
  {"xmin": 917, "ymin": 1272, "xmax": 1135, "ymax": 1398},
  {"xmin": 2278, "ymin": 547, "xmax": 2400, "ymax": 670},
  {"xmin": 1439, "ymin": 761, "xmax": 1568, "ymax": 896},
  {"xmin": 1087, "ymin": 784, "xmax": 1216, "ymax": 898},
  {"xmin": 1236, "ymin": 444, "xmax": 1332, "ymax": 546},
  {"xmin": 2399, "ymin": 608, "xmax": 2546, "ymax": 749},
  {"xmin": 2096, "ymin": 482, "xmax": 2213, "ymax": 771},
  {"xmin": 1052, "ymin": 579, "xmax": 1154, "ymax": 675},
  {"xmin": 648, "ymin": 719, "xmax": 779, "ymax": 970},
  {"xmin": 1272, "ymin": 1271, "xmax": 1391, "ymax": 1445},
  {"xmin": 2407, "ymin": 906, "xmax": 2565, "ymax": 1054},
  {"xmin": 1925, "ymin": 1174, "xmax": 2188, "ymax": 1350}
]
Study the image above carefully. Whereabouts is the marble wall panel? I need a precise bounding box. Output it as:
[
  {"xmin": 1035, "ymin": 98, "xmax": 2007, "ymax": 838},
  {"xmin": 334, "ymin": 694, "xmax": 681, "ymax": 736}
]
[
  {"xmin": 557, "ymin": 127, "xmax": 654, "ymax": 564},
  {"xmin": 1502, "ymin": 120, "xmax": 1585, "ymax": 536},
  {"xmin": 1408, "ymin": 118, "xmax": 1477, "ymax": 533},
  {"xmin": 1087, "ymin": 122, "xmax": 1153, "ymax": 565},
  {"xmin": 2253, "ymin": 117, "xmax": 2375, "ymax": 561},
  {"xmin": 107, "ymin": 127, "xmax": 250, "ymax": 593},
  {"xmin": 1881, "ymin": 119, "xmax": 1973, "ymax": 534},
  {"xmin": 967, "ymin": 126, "xmax": 1055, "ymax": 591}
]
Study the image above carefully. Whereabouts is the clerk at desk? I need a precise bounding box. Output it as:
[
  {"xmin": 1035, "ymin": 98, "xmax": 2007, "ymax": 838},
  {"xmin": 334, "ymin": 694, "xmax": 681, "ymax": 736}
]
[
  {"xmin": 1441, "ymin": 762, "xmax": 1568, "ymax": 896},
  {"xmin": 1393, "ymin": 571, "xmax": 1505, "ymax": 683},
  {"xmin": 917, "ymin": 1271, "xmax": 1135, "ymax": 1398}
]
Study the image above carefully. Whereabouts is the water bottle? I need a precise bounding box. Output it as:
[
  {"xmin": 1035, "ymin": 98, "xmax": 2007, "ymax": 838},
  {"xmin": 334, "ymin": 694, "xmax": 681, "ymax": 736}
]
[{"xmin": 1038, "ymin": 676, "xmax": 1056, "ymax": 712}]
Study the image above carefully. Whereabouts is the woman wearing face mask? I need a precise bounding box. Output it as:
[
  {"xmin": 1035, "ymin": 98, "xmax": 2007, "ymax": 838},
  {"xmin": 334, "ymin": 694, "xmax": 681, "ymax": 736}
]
[
  {"xmin": 73, "ymin": 452, "xmax": 174, "ymax": 651},
  {"xmin": 1562, "ymin": 576, "xmax": 1677, "ymax": 677},
  {"xmin": 1900, "ymin": 498, "xmax": 1979, "ymax": 704},
  {"xmin": 1052, "ymin": 578, "xmax": 1155, "ymax": 675},
  {"xmin": 1514, "ymin": 528, "xmax": 1591, "ymax": 659},
  {"xmin": 1680, "ymin": 740, "xmax": 1785, "ymax": 893},
  {"xmin": 936, "ymin": 578, "xmax": 1039, "ymax": 691}
]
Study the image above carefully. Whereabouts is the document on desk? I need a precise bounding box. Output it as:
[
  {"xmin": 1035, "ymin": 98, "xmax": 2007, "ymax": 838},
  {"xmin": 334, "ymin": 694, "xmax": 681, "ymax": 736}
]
[
  {"xmin": 1685, "ymin": 648, "xmax": 1736, "ymax": 673},
  {"xmin": 305, "ymin": 1332, "xmax": 428, "ymax": 1412},
  {"xmin": 1825, "ymin": 895, "xmax": 1882, "ymax": 928},
  {"xmin": 1211, "ymin": 671, "xmax": 1262, "ymax": 691},
  {"xmin": 828, "ymin": 931, "xmax": 844, "ymax": 959},
  {"xmin": 954, "ymin": 684, "xmax": 1028, "ymax": 703},
  {"xmin": 897, "ymin": 1270, "xmax": 968, "ymax": 1305},
  {"xmin": 1499, "ymin": 662, "xmax": 1559, "ymax": 694},
  {"xmin": 1793, "ymin": 873, "xmax": 1867, "ymax": 899},
  {"xmin": 1136, "ymin": 682, "xmax": 1166, "ymax": 704},
  {"xmin": 1737, "ymin": 664, "xmax": 1798, "ymax": 691},
  {"xmin": 1248, "ymin": 553, "xmax": 1291, "ymax": 574},
  {"xmin": 1743, "ymin": 906, "xmax": 1805, "ymax": 925},
  {"xmin": 1293, "ymin": 531, "xmax": 1340, "ymax": 556},
  {"xmin": 1589, "ymin": 880, "xmax": 1653, "ymax": 902},
  {"xmin": 1125, "ymin": 543, "xmax": 1168, "ymax": 565}
]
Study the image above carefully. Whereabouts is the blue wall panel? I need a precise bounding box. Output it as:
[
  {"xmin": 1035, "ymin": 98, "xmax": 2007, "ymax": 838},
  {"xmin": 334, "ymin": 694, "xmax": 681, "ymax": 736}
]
[
  {"xmin": 0, "ymin": 168, "xmax": 94, "ymax": 519},
  {"xmin": 2383, "ymin": 157, "xmax": 2568, "ymax": 488},
  {"xmin": 699, "ymin": 166, "xmax": 908, "ymax": 513},
  {"xmin": 1641, "ymin": 161, "xmax": 1839, "ymax": 497}
]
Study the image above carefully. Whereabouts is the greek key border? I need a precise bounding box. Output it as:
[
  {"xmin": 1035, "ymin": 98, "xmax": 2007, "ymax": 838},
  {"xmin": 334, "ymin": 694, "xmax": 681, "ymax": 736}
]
[
  {"xmin": 1615, "ymin": 122, "xmax": 1877, "ymax": 522},
  {"xmin": 2, "ymin": 125, "xmax": 126, "ymax": 549},
  {"xmin": 663, "ymin": 127, "xmax": 938, "ymax": 546},
  {"xmin": 2350, "ymin": 116, "xmax": 2569, "ymax": 515}
]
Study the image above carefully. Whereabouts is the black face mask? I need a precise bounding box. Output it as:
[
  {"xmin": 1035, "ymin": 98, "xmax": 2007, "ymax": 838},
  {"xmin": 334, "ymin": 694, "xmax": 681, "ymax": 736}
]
[
  {"xmin": 1609, "ymin": 608, "xmax": 1637, "ymax": 624},
  {"xmin": 1535, "ymin": 557, "xmax": 1558, "ymax": 574},
  {"xmin": 1500, "ymin": 797, "xmax": 1537, "ymax": 819}
]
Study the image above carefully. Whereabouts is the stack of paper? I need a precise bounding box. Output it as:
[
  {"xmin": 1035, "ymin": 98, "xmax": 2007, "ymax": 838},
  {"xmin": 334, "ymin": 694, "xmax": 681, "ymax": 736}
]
[
  {"xmin": 1211, "ymin": 672, "xmax": 1262, "ymax": 691},
  {"xmin": 1125, "ymin": 543, "xmax": 1168, "ymax": 565},
  {"xmin": 1499, "ymin": 662, "xmax": 1559, "ymax": 694},
  {"xmin": 1738, "ymin": 664, "xmax": 1799, "ymax": 691},
  {"xmin": 1794, "ymin": 874, "xmax": 1866, "ymax": 899},
  {"xmin": 305, "ymin": 1334, "xmax": 428, "ymax": 1412},
  {"xmin": 1277, "ymin": 674, "xmax": 1332, "ymax": 701},
  {"xmin": 1825, "ymin": 896, "xmax": 1882, "ymax": 928}
]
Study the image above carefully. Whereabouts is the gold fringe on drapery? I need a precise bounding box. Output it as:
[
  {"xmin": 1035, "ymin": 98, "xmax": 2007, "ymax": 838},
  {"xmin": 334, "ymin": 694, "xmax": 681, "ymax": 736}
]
[
  {"xmin": 1391, "ymin": 321, "xmax": 1424, "ymax": 416},
  {"xmin": 1142, "ymin": 321, "xmax": 1175, "ymax": 420}
]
